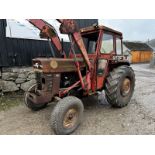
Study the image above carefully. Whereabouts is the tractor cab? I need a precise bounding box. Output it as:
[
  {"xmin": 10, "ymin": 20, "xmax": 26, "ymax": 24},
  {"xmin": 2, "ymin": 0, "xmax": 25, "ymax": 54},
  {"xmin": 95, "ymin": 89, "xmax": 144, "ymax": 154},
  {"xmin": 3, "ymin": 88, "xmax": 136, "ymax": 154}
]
[
  {"xmin": 80, "ymin": 25, "xmax": 123, "ymax": 56},
  {"xmin": 72, "ymin": 25, "xmax": 128, "ymax": 90}
]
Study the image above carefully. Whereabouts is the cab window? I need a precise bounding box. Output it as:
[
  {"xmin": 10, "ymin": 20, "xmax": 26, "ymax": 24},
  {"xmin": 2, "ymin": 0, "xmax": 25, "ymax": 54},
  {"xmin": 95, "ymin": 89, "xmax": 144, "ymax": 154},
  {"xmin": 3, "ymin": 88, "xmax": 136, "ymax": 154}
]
[
  {"xmin": 73, "ymin": 32, "xmax": 99, "ymax": 54},
  {"xmin": 101, "ymin": 33, "xmax": 114, "ymax": 54},
  {"xmin": 116, "ymin": 37, "xmax": 122, "ymax": 55}
]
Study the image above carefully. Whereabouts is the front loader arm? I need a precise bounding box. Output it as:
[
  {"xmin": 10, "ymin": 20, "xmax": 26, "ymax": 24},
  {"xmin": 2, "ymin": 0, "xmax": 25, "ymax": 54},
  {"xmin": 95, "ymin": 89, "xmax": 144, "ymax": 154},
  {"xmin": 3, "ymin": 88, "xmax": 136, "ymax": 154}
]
[
  {"xmin": 28, "ymin": 19, "xmax": 92, "ymax": 71},
  {"xmin": 28, "ymin": 19, "xmax": 63, "ymax": 54},
  {"xmin": 28, "ymin": 19, "xmax": 92, "ymax": 92},
  {"xmin": 57, "ymin": 19, "xmax": 92, "ymax": 71}
]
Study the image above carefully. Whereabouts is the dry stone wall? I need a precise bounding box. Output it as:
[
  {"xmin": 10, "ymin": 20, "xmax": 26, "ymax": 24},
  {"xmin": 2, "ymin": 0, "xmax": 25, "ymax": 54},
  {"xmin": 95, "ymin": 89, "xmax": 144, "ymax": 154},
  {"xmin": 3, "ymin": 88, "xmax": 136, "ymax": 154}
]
[{"xmin": 0, "ymin": 67, "xmax": 36, "ymax": 93}]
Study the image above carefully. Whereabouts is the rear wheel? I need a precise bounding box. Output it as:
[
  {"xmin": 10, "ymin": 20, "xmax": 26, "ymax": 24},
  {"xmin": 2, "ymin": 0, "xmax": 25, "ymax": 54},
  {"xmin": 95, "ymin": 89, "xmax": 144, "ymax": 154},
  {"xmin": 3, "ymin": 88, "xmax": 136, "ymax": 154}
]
[
  {"xmin": 105, "ymin": 65, "xmax": 135, "ymax": 108},
  {"xmin": 51, "ymin": 96, "xmax": 84, "ymax": 135},
  {"xmin": 24, "ymin": 84, "xmax": 47, "ymax": 111}
]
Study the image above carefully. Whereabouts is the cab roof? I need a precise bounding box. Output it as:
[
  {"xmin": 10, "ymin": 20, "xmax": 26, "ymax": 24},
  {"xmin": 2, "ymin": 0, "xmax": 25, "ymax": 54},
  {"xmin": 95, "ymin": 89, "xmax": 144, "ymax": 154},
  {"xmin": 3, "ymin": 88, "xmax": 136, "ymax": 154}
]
[{"xmin": 80, "ymin": 25, "xmax": 122, "ymax": 36}]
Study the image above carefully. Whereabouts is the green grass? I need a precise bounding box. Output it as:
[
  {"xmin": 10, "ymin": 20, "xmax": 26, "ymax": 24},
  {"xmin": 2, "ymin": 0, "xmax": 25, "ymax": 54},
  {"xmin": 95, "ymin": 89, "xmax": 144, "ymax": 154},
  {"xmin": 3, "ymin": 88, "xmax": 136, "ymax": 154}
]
[{"xmin": 0, "ymin": 93, "xmax": 23, "ymax": 111}]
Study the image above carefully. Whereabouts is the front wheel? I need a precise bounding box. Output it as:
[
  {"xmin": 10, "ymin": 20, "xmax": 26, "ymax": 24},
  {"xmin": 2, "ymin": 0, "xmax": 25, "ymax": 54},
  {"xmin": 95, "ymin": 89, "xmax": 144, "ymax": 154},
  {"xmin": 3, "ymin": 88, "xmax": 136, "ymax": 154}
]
[
  {"xmin": 51, "ymin": 96, "xmax": 84, "ymax": 135},
  {"xmin": 105, "ymin": 65, "xmax": 135, "ymax": 108},
  {"xmin": 24, "ymin": 84, "xmax": 48, "ymax": 111}
]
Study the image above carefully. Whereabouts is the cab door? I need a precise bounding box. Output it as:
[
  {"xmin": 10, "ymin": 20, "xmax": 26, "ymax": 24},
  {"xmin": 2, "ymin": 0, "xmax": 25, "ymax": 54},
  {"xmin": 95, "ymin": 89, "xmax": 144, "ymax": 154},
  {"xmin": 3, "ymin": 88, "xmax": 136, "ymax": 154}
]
[{"xmin": 96, "ymin": 32, "xmax": 115, "ymax": 90}]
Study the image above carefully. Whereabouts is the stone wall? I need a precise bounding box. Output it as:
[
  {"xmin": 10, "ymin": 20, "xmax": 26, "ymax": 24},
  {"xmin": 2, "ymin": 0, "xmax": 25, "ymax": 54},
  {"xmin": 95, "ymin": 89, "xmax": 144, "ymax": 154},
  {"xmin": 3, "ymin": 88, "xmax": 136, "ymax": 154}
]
[{"xmin": 0, "ymin": 67, "xmax": 36, "ymax": 93}]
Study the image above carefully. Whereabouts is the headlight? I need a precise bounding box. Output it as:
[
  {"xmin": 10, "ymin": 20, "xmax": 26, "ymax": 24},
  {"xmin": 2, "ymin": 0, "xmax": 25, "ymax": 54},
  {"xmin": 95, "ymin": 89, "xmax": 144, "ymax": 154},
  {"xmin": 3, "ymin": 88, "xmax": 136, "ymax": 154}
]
[{"xmin": 33, "ymin": 62, "xmax": 43, "ymax": 69}]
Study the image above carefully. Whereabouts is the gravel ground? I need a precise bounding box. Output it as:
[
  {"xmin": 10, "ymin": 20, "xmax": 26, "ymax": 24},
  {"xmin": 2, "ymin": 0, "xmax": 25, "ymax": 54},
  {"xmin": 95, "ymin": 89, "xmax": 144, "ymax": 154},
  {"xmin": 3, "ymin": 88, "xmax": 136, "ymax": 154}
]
[{"xmin": 0, "ymin": 63, "xmax": 155, "ymax": 135}]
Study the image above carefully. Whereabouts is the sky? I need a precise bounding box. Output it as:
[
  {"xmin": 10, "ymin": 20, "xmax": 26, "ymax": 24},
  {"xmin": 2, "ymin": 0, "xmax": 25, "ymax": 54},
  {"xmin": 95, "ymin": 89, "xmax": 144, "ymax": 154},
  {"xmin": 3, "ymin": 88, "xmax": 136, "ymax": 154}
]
[
  {"xmin": 100, "ymin": 19, "xmax": 155, "ymax": 42},
  {"xmin": 6, "ymin": 19, "xmax": 155, "ymax": 42}
]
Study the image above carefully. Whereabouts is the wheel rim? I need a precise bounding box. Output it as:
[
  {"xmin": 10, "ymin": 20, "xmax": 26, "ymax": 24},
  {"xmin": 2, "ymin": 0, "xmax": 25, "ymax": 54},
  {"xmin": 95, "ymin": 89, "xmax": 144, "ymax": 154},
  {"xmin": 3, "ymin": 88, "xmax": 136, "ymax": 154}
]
[
  {"xmin": 121, "ymin": 78, "xmax": 131, "ymax": 96},
  {"xmin": 63, "ymin": 108, "xmax": 78, "ymax": 129}
]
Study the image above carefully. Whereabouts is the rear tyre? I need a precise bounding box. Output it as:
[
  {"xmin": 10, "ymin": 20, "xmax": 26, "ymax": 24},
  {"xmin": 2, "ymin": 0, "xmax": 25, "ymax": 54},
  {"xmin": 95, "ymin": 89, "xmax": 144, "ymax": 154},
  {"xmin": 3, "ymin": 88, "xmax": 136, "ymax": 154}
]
[
  {"xmin": 51, "ymin": 96, "xmax": 84, "ymax": 135},
  {"xmin": 105, "ymin": 65, "xmax": 135, "ymax": 108},
  {"xmin": 24, "ymin": 84, "xmax": 47, "ymax": 111}
]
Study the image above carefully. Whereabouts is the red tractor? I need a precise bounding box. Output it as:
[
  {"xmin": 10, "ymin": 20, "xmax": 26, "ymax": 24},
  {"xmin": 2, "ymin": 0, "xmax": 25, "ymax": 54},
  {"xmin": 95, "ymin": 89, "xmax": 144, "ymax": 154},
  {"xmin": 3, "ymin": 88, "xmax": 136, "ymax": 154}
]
[{"xmin": 24, "ymin": 19, "xmax": 135, "ymax": 135}]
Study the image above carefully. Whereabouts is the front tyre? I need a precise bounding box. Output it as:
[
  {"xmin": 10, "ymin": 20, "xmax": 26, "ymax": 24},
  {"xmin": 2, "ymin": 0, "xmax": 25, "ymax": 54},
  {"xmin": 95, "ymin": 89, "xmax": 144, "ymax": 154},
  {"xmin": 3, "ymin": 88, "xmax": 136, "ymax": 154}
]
[
  {"xmin": 105, "ymin": 65, "xmax": 135, "ymax": 108},
  {"xmin": 51, "ymin": 96, "xmax": 84, "ymax": 135},
  {"xmin": 24, "ymin": 84, "xmax": 47, "ymax": 111}
]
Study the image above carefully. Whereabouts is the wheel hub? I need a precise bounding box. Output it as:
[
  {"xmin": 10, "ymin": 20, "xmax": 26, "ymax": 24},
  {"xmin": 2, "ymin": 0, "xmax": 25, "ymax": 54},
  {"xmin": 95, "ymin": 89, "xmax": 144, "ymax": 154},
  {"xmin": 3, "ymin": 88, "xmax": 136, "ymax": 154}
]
[
  {"xmin": 121, "ymin": 78, "xmax": 131, "ymax": 96},
  {"xmin": 63, "ymin": 108, "xmax": 78, "ymax": 129}
]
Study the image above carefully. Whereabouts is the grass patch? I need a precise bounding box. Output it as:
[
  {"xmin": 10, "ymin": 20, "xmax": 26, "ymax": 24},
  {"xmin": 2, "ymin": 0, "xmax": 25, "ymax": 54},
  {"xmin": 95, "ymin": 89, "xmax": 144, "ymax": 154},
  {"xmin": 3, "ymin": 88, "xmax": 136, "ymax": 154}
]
[{"xmin": 0, "ymin": 92, "xmax": 23, "ymax": 111}]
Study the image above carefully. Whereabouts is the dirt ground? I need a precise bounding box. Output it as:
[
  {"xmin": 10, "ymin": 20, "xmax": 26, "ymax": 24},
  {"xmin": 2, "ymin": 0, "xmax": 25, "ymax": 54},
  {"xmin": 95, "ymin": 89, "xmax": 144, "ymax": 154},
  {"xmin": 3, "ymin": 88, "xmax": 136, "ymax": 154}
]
[{"xmin": 0, "ymin": 63, "xmax": 155, "ymax": 135}]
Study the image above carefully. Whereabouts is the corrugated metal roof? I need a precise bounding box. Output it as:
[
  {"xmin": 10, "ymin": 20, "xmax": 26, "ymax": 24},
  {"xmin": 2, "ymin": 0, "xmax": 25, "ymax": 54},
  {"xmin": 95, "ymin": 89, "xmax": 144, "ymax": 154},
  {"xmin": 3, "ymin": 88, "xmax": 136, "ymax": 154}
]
[
  {"xmin": 123, "ymin": 41, "xmax": 153, "ymax": 51},
  {"xmin": 6, "ymin": 19, "xmax": 41, "ymax": 40},
  {"xmin": 6, "ymin": 19, "xmax": 98, "ymax": 42}
]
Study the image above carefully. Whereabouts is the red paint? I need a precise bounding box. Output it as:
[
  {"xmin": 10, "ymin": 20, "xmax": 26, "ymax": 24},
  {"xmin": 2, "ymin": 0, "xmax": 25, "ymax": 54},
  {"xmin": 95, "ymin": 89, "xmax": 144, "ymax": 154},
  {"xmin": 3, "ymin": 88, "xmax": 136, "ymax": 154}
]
[{"xmin": 28, "ymin": 19, "xmax": 127, "ymax": 100}]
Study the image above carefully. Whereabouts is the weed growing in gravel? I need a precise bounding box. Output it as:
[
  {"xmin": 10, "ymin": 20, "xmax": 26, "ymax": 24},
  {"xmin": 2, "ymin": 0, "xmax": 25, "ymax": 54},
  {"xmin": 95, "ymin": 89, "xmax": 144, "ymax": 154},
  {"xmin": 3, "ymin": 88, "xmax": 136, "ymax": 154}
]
[{"xmin": 0, "ymin": 93, "xmax": 23, "ymax": 111}]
